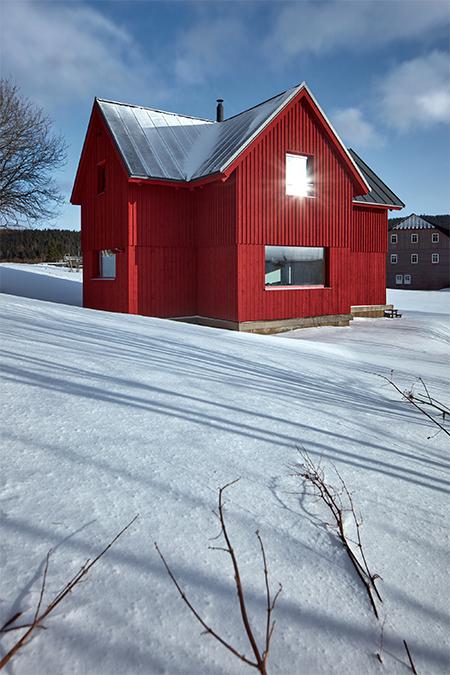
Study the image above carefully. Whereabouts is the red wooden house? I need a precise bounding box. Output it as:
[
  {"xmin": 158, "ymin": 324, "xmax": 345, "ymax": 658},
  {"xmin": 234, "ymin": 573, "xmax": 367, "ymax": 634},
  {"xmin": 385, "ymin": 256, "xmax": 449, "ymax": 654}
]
[{"xmin": 71, "ymin": 82, "xmax": 404, "ymax": 332}]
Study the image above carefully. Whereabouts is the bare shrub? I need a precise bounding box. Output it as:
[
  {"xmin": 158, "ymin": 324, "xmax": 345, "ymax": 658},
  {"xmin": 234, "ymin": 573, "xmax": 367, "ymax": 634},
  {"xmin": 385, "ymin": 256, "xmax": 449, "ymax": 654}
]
[
  {"xmin": 0, "ymin": 515, "xmax": 138, "ymax": 670},
  {"xmin": 155, "ymin": 479, "xmax": 281, "ymax": 675}
]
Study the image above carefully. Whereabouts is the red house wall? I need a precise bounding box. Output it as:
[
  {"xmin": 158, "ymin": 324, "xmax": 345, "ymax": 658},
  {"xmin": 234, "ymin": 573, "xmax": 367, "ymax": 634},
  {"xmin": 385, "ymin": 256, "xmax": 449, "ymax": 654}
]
[
  {"xmin": 76, "ymin": 96, "xmax": 389, "ymax": 325},
  {"xmin": 194, "ymin": 175, "xmax": 237, "ymax": 321},
  {"xmin": 234, "ymin": 95, "xmax": 388, "ymax": 322},
  {"xmin": 77, "ymin": 109, "xmax": 130, "ymax": 313},
  {"xmin": 130, "ymin": 183, "xmax": 196, "ymax": 317},
  {"xmin": 350, "ymin": 206, "xmax": 387, "ymax": 306}
]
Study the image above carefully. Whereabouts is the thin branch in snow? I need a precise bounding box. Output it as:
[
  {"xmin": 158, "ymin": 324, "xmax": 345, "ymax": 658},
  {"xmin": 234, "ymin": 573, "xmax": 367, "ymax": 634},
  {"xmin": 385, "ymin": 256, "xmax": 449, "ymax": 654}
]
[
  {"xmin": 403, "ymin": 639, "xmax": 419, "ymax": 675},
  {"xmin": 292, "ymin": 452, "xmax": 382, "ymax": 619},
  {"xmin": 375, "ymin": 373, "xmax": 450, "ymax": 438},
  {"xmin": 0, "ymin": 515, "xmax": 138, "ymax": 670},
  {"xmin": 155, "ymin": 479, "xmax": 281, "ymax": 674}
]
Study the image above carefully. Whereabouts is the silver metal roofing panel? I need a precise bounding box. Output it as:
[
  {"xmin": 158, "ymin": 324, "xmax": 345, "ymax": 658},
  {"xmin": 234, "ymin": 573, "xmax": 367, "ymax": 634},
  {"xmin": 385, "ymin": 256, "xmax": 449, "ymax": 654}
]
[
  {"xmin": 97, "ymin": 88, "xmax": 300, "ymax": 182},
  {"xmin": 97, "ymin": 90, "xmax": 401, "ymax": 209},
  {"xmin": 98, "ymin": 99, "xmax": 212, "ymax": 180}
]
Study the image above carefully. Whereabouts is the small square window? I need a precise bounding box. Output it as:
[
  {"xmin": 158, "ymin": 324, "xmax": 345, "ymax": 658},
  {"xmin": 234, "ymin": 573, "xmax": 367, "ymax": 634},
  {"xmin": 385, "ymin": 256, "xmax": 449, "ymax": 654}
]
[
  {"xmin": 390, "ymin": 233, "xmax": 398, "ymax": 244},
  {"xmin": 432, "ymin": 232, "xmax": 439, "ymax": 243},
  {"xmin": 432, "ymin": 253, "xmax": 440, "ymax": 264},
  {"xmin": 390, "ymin": 254, "xmax": 398, "ymax": 264},
  {"xmin": 286, "ymin": 153, "xmax": 314, "ymax": 197},
  {"xmin": 411, "ymin": 233, "xmax": 418, "ymax": 243},
  {"xmin": 404, "ymin": 274, "xmax": 411, "ymax": 285},
  {"xmin": 97, "ymin": 162, "xmax": 106, "ymax": 194},
  {"xmin": 99, "ymin": 250, "xmax": 116, "ymax": 278},
  {"xmin": 395, "ymin": 274, "xmax": 403, "ymax": 284},
  {"xmin": 411, "ymin": 253, "xmax": 418, "ymax": 264}
]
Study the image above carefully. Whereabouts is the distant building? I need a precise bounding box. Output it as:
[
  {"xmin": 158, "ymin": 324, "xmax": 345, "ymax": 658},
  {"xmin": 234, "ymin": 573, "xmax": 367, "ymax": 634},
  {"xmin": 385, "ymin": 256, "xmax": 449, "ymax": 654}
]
[{"xmin": 387, "ymin": 214, "xmax": 450, "ymax": 290}]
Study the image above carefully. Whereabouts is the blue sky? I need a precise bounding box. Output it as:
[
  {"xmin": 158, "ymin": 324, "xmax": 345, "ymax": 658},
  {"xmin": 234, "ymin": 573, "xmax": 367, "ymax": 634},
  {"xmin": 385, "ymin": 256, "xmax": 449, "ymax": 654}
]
[{"xmin": 1, "ymin": 0, "xmax": 449, "ymax": 230}]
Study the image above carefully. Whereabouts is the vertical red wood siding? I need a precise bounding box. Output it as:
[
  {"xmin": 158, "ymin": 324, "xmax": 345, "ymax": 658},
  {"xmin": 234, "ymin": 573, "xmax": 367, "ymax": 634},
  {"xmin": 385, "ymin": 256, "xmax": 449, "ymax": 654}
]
[
  {"xmin": 350, "ymin": 206, "xmax": 387, "ymax": 306},
  {"xmin": 195, "ymin": 175, "xmax": 237, "ymax": 320},
  {"xmin": 235, "ymin": 96, "xmax": 387, "ymax": 321},
  {"xmin": 77, "ymin": 96, "xmax": 389, "ymax": 324},
  {"xmin": 79, "ymin": 109, "xmax": 130, "ymax": 313}
]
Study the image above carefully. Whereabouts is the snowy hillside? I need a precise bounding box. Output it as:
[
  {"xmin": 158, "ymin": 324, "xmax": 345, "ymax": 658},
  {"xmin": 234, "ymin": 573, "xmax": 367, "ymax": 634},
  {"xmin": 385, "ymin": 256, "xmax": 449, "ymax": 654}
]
[
  {"xmin": 1, "ymin": 277, "xmax": 449, "ymax": 674},
  {"xmin": 0, "ymin": 263, "xmax": 82, "ymax": 306}
]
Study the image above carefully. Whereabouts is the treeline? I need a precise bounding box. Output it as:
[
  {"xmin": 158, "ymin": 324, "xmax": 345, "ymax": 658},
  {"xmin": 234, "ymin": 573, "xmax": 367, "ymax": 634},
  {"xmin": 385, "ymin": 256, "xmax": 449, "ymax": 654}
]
[{"xmin": 0, "ymin": 228, "xmax": 80, "ymax": 262}]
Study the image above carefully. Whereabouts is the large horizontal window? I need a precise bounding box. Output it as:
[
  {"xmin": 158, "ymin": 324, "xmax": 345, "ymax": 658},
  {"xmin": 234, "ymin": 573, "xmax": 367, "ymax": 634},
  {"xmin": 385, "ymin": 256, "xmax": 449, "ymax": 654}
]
[
  {"xmin": 99, "ymin": 250, "xmax": 116, "ymax": 278},
  {"xmin": 265, "ymin": 246, "xmax": 325, "ymax": 287}
]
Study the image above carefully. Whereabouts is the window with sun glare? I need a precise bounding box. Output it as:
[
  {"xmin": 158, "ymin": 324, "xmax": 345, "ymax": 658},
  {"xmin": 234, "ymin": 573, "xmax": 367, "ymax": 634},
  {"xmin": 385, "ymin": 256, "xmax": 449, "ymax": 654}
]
[{"xmin": 285, "ymin": 153, "xmax": 314, "ymax": 197}]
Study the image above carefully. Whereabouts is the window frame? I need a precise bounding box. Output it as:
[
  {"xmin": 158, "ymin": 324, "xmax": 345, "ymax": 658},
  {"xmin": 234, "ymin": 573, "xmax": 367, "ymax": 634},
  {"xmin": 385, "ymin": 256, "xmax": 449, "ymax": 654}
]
[
  {"xmin": 411, "ymin": 253, "xmax": 419, "ymax": 264},
  {"xmin": 404, "ymin": 274, "xmax": 412, "ymax": 285},
  {"xmin": 96, "ymin": 249, "xmax": 116, "ymax": 279},
  {"xmin": 432, "ymin": 232, "xmax": 439, "ymax": 243},
  {"xmin": 395, "ymin": 274, "xmax": 403, "ymax": 285},
  {"xmin": 431, "ymin": 253, "xmax": 440, "ymax": 264},
  {"xmin": 410, "ymin": 233, "xmax": 418, "ymax": 244},
  {"xmin": 390, "ymin": 254, "xmax": 398, "ymax": 264},
  {"xmin": 285, "ymin": 153, "xmax": 315, "ymax": 198},
  {"xmin": 390, "ymin": 233, "xmax": 398, "ymax": 244},
  {"xmin": 264, "ymin": 245, "xmax": 327, "ymax": 289}
]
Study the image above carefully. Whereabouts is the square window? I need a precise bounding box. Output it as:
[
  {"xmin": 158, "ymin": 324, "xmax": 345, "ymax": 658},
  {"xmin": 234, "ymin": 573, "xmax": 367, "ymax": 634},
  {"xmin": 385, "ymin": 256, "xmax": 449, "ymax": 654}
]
[
  {"xmin": 395, "ymin": 274, "xmax": 403, "ymax": 284},
  {"xmin": 97, "ymin": 162, "xmax": 106, "ymax": 194},
  {"xmin": 390, "ymin": 233, "xmax": 398, "ymax": 244},
  {"xmin": 265, "ymin": 246, "xmax": 325, "ymax": 286},
  {"xmin": 99, "ymin": 250, "xmax": 116, "ymax": 278},
  {"xmin": 432, "ymin": 232, "xmax": 439, "ymax": 243},
  {"xmin": 411, "ymin": 253, "xmax": 418, "ymax": 264},
  {"xmin": 286, "ymin": 154, "xmax": 314, "ymax": 197},
  {"xmin": 411, "ymin": 233, "xmax": 418, "ymax": 243},
  {"xmin": 404, "ymin": 275, "xmax": 411, "ymax": 284},
  {"xmin": 432, "ymin": 253, "xmax": 440, "ymax": 264},
  {"xmin": 390, "ymin": 254, "xmax": 398, "ymax": 264}
]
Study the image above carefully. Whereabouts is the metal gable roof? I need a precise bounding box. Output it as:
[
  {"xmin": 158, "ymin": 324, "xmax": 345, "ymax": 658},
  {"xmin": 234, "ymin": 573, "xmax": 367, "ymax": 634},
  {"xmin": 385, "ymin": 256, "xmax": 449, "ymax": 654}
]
[
  {"xmin": 349, "ymin": 149, "xmax": 404, "ymax": 208},
  {"xmin": 97, "ymin": 86, "xmax": 301, "ymax": 182},
  {"xmin": 96, "ymin": 86, "xmax": 401, "ymax": 207}
]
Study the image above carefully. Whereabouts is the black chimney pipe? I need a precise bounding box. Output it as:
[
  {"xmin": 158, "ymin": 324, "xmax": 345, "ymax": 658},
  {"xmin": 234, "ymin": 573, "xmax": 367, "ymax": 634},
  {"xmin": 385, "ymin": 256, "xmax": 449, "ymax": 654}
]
[{"xmin": 216, "ymin": 98, "xmax": 224, "ymax": 122}]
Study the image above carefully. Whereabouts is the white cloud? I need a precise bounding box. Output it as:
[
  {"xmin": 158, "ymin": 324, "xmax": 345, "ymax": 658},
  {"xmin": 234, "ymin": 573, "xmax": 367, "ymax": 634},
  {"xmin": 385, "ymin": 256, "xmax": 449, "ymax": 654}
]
[
  {"xmin": 175, "ymin": 18, "xmax": 246, "ymax": 85},
  {"xmin": 266, "ymin": 0, "xmax": 450, "ymax": 57},
  {"xmin": 0, "ymin": 1, "xmax": 168, "ymax": 108},
  {"xmin": 378, "ymin": 51, "xmax": 450, "ymax": 130},
  {"xmin": 331, "ymin": 107, "xmax": 384, "ymax": 148}
]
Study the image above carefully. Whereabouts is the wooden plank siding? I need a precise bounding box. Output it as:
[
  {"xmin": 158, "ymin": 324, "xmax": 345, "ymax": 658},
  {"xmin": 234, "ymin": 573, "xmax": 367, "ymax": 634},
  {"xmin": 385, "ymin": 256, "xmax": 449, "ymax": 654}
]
[
  {"xmin": 76, "ymin": 92, "xmax": 390, "ymax": 326},
  {"xmin": 234, "ymin": 95, "xmax": 386, "ymax": 322}
]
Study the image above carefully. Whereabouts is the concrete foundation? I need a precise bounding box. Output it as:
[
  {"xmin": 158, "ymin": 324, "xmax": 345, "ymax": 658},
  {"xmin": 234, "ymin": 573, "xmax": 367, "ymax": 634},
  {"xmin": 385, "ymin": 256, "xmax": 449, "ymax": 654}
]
[
  {"xmin": 351, "ymin": 304, "xmax": 393, "ymax": 318},
  {"xmin": 172, "ymin": 313, "xmax": 354, "ymax": 334}
]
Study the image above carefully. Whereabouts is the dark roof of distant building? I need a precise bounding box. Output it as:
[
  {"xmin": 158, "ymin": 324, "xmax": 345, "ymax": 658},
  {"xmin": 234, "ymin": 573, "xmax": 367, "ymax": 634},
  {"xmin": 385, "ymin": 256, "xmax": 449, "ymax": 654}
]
[
  {"xmin": 389, "ymin": 214, "xmax": 450, "ymax": 233},
  {"xmin": 96, "ymin": 83, "xmax": 402, "ymax": 208}
]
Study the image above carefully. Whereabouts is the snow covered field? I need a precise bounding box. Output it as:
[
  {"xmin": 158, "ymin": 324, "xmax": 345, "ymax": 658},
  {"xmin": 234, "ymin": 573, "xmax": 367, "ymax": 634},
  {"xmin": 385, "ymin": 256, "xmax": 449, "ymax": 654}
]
[
  {"xmin": 1, "ymin": 270, "xmax": 449, "ymax": 675},
  {"xmin": 0, "ymin": 263, "xmax": 82, "ymax": 306}
]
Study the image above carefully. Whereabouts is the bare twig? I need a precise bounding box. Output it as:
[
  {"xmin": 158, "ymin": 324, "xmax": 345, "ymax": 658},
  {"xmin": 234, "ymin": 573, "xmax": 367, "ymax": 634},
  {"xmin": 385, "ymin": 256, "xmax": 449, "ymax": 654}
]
[
  {"xmin": 403, "ymin": 639, "xmax": 419, "ymax": 675},
  {"xmin": 0, "ymin": 515, "xmax": 138, "ymax": 670},
  {"xmin": 292, "ymin": 452, "xmax": 381, "ymax": 619},
  {"xmin": 375, "ymin": 373, "xmax": 450, "ymax": 438},
  {"xmin": 156, "ymin": 480, "xmax": 281, "ymax": 674},
  {"xmin": 375, "ymin": 616, "xmax": 386, "ymax": 663}
]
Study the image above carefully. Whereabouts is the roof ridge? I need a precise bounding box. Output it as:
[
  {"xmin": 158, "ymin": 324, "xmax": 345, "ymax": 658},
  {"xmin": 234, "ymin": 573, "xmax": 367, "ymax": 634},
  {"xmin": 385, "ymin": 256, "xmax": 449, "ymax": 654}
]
[
  {"xmin": 222, "ymin": 83, "xmax": 303, "ymax": 123},
  {"xmin": 96, "ymin": 97, "xmax": 213, "ymax": 123}
]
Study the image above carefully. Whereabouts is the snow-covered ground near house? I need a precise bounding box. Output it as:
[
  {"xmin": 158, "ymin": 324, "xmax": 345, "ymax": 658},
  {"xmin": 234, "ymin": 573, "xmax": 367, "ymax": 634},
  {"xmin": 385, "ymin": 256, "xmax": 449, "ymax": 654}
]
[
  {"xmin": 0, "ymin": 263, "xmax": 82, "ymax": 306},
  {"xmin": 1, "ymin": 269, "xmax": 449, "ymax": 675},
  {"xmin": 387, "ymin": 288, "xmax": 450, "ymax": 315}
]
